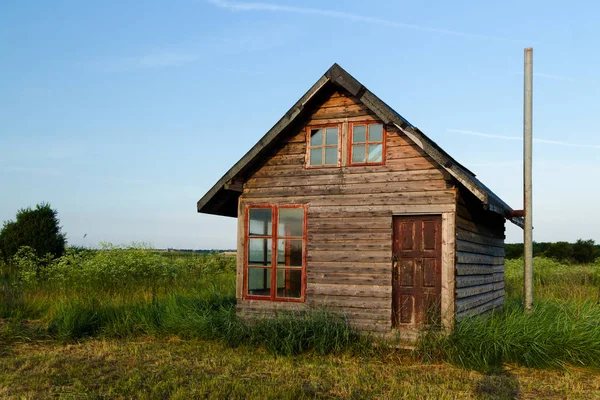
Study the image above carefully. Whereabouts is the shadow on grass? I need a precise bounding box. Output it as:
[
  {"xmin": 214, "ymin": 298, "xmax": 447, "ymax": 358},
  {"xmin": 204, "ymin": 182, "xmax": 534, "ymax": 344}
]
[{"xmin": 474, "ymin": 368, "xmax": 520, "ymax": 400}]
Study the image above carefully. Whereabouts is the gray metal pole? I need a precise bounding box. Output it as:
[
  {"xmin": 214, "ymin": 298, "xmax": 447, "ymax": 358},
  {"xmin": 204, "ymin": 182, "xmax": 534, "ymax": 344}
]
[{"xmin": 524, "ymin": 48, "xmax": 533, "ymax": 311}]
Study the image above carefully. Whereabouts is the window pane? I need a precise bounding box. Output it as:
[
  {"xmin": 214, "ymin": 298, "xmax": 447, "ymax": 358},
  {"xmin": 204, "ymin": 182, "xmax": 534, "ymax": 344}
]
[
  {"xmin": 248, "ymin": 238, "xmax": 272, "ymax": 266},
  {"xmin": 277, "ymin": 239, "xmax": 303, "ymax": 267},
  {"xmin": 276, "ymin": 269, "xmax": 302, "ymax": 298},
  {"xmin": 353, "ymin": 125, "xmax": 366, "ymax": 143},
  {"xmin": 352, "ymin": 145, "xmax": 366, "ymax": 163},
  {"xmin": 278, "ymin": 208, "xmax": 304, "ymax": 237},
  {"xmin": 249, "ymin": 208, "xmax": 272, "ymax": 236},
  {"xmin": 325, "ymin": 128, "xmax": 338, "ymax": 145},
  {"xmin": 368, "ymin": 144, "xmax": 383, "ymax": 162},
  {"xmin": 369, "ymin": 124, "xmax": 383, "ymax": 142},
  {"xmin": 325, "ymin": 147, "xmax": 338, "ymax": 165},
  {"xmin": 310, "ymin": 148, "xmax": 322, "ymax": 165},
  {"xmin": 248, "ymin": 268, "xmax": 271, "ymax": 296},
  {"xmin": 310, "ymin": 129, "xmax": 323, "ymax": 146}
]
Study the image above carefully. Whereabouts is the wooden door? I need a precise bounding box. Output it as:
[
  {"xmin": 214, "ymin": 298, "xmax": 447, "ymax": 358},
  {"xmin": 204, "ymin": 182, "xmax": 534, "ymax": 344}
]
[{"xmin": 392, "ymin": 215, "xmax": 442, "ymax": 328}]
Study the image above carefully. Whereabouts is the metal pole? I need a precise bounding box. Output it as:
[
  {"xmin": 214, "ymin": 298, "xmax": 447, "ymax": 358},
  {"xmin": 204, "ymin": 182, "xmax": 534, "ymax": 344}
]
[{"xmin": 524, "ymin": 48, "xmax": 533, "ymax": 311}]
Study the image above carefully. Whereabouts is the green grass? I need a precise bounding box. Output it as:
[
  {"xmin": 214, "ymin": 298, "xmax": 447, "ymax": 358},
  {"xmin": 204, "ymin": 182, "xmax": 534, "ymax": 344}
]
[
  {"xmin": 1, "ymin": 246, "xmax": 370, "ymax": 357},
  {"xmin": 43, "ymin": 293, "xmax": 369, "ymax": 356},
  {"xmin": 418, "ymin": 297, "xmax": 600, "ymax": 370},
  {"xmin": 416, "ymin": 257, "xmax": 600, "ymax": 370},
  {"xmin": 1, "ymin": 246, "xmax": 237, "ymax": 320},
  {"xmin": 505, "ymin": 257, "xmax": 600, "ymax": 303},
  {"xmin": 2, "ymin": 248, "xmax": 600, "ymax": 398}
]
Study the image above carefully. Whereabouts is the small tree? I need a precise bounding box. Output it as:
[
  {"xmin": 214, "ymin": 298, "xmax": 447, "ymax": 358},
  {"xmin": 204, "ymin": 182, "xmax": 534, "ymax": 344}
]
[{"xmin": 0, "ymin": 203, "xmax": 66, "ymax": 263}]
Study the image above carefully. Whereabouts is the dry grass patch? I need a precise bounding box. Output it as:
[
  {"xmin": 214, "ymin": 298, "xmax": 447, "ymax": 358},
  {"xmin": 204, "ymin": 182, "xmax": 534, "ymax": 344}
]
[{"xmin": 1, "ymin": 338, "xmax": 599, "ymax": 399}]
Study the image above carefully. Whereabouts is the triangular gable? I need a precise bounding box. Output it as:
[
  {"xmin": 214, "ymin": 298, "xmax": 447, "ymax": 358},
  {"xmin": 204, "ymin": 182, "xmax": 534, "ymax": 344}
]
[{"xmin": 197, "ymin": 63, "xmax": 523, "ymax": 227}]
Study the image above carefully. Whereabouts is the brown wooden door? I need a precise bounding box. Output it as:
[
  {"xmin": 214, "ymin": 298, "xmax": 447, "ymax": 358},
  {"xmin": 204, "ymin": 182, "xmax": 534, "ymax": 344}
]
[{"xmin": 392, "ymin": 215, "xmax": 442, "ymax": 328}]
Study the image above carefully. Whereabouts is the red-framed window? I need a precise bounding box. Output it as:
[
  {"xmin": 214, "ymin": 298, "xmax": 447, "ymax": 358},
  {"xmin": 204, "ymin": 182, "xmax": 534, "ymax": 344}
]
[
  {"xmin": 306, "ymin": 124, "xmax": 342, "ymax": 168},
  {"xmin": 244, "ymin": 204, "xmax": 307, "ymax": 302},
  {"xmin": 348, "ymin": 122, "xmax": 386, "ymax": 165}
]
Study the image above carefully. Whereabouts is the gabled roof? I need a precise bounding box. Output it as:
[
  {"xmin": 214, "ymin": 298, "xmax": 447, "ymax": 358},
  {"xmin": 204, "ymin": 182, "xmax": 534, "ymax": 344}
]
[{"xmin": 197, "ymin": 63, "xmax": 523, "ymax": 227}]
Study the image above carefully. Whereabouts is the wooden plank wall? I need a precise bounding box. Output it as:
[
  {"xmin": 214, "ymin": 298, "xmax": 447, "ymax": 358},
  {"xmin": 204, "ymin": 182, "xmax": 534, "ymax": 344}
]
[
  {"xmin": 454, "ymin": 187, "xmax": 506, "ymax": 321},
  {"xmin": 236, "ymin": 88, "xmax": 457, "ymax": 333}
]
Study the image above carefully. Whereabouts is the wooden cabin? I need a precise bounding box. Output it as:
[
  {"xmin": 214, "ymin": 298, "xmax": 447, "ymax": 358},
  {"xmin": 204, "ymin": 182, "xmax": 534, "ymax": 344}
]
[{"xmin": 197, "ymin": 64, "xmax": 523, "ymax": 337}]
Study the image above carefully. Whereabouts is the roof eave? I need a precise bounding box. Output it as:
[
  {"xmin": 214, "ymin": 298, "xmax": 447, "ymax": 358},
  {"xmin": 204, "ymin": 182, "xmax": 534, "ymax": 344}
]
[{"xmin": 196, "ymin": 74, "xmax": 331, "ymax": 215}]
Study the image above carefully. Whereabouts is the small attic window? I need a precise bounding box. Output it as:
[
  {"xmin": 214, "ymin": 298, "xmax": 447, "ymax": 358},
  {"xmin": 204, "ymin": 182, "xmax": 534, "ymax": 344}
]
[
  {"xmin": 307, "ymin": 124, "xmax": 341, "ymax": 167},
  {"xmin": 349, "ymin": 122, "xmax": 385, "ymax": 165}
]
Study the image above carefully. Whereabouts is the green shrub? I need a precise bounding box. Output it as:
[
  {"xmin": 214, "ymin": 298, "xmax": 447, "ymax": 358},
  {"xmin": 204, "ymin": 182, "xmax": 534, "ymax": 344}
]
[
  {"xmin": 533, "ymin": 242, "xmax": 553, "ymax": 257},
  {"xmin": 1, "ymin": 246, "xmax": 54, "ymax": 317},
  {"xmin": 0, "ymin": 203, "xmax": 66, "ymax": 263},
  {"xmin": 14, "ymin": 244, "xmax": 183, "ymax": 298},
  {"xmin": 504, "ymin": 243, "xmax": 523, "ymax": 259},
  {"xmin": 11, "ymin": 246, "xmax": 55, "ymax": 284},
  {"xmin": 507, "ymin": 241, "xmax": 599, "ymax": 264},
  {"xmin": 544, "ymin": 241, "xmax": 573, "ymax": 262},
  {"xmin": 572, "ymin": 239, "xmax": 598, "ymax": 264}
]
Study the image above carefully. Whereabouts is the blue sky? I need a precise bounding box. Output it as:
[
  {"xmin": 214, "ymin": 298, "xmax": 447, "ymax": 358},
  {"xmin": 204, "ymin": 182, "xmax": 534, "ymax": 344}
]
[{"xmin": 1, "ymin": 0, "xmax": 599, "ymax": 249}]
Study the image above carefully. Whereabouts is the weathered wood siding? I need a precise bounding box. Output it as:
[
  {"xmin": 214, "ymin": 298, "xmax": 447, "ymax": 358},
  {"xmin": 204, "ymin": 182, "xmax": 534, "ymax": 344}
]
[
  {"xmin": 454, "ymin": 187, "xmax": 506, "ymax": 321},
  {"xmin": 236, "ymin": 88, "xmax": 457, "ymax": 333}
]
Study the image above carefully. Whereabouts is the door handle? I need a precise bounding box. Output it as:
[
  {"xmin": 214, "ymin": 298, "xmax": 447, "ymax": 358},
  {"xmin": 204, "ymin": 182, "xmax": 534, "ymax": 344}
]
[{"xmin": 392, "ymin": 258, "xmax": 399, "ymax": 282}]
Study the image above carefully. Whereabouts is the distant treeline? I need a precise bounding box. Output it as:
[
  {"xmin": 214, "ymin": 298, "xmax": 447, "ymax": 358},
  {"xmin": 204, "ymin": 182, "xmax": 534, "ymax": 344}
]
[
  {"xmin": 505, "ymin": 239, "xmax": 599, "ymax": 263},
  {"xmin": 164, "ymin": 249, "xmax": 236, "ymax": 254}
]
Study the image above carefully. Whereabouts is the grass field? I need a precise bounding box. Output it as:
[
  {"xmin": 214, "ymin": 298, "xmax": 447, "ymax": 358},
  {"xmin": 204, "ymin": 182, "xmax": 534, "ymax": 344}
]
[
  {"xmin": 1, "ymin": 246, "xmax": 600, "ymax": 398},
  {"xmin": 3, "ymin": 338, "xmax": 600, "ymax": 399}
]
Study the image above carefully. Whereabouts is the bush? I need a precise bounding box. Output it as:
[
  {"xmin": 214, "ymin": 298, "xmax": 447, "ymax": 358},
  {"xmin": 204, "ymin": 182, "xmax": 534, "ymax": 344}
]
[
  {"xmin": 505, "ymin": 242, "xmax": 591, "ymax": 261},
  {"xmin": 0, "ymin": 203, "xmax": 66, "ymax": 263},
  {"xmin": 572, "ymin": 239, "xmax": 598, "ymax": 264},
  {"xmin": 544, "ymin": 241, "xmax": 573, "ymax": 262},
  {"xmin": 13, "ymin": 244, "xmax": 187, "ymax": 300},
  {"xmin": 509, "ymin": 240, "xmax": 600, "ymax": 264},
  {"xmin": 533, "ymin": 242, "xmax": 553, "ymax": 257},
  {"xmin": 504, "ymin": 243, "xmax": 523, "ymax": 259}
]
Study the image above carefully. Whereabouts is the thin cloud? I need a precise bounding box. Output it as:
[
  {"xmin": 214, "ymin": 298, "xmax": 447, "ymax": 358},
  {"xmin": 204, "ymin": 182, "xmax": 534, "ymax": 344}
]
[
  {"xmin": 91, "ymin": 37, "xmax": 281, "ymax": 72},
  {"xmin": 448, "ymin": 129, "xmax": 600, "ymax": 149},
  {"xmin": 207, "ymin": 0, "xmax": 526, "ymax": 42},
  {"xmin": 449, "ymin": 129, "xmax": 521, "ymax": 141},
  {"xmin": 210, "ymin": 34, "xmax": 286, "ymax": 54}
]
